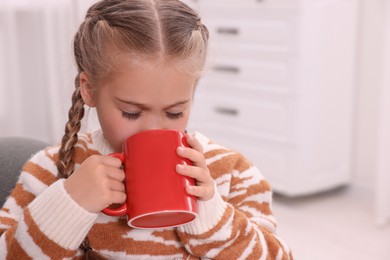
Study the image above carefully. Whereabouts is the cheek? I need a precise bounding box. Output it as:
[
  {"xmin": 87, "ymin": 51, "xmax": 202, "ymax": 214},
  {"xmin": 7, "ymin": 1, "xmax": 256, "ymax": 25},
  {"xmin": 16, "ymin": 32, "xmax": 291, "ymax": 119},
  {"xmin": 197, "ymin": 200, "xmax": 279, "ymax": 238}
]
[
  {"xmin": 97, "ymin": 111, "xmax": 128, "ymax": 149},
  {"xmin": 174, "ymin": 114, "xmax": 191, "ymax": 132}
]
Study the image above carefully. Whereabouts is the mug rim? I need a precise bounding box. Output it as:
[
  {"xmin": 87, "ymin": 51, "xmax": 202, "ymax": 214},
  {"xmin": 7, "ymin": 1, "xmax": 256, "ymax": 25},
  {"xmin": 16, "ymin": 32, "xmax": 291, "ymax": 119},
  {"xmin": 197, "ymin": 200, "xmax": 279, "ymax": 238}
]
[
  {"xmin": 128, "ymin": 210, "xmax": 198, "ymax": 229},
  {"xmin": 127, "ymin": 129, "xmax": 184, "ymax": 139}
]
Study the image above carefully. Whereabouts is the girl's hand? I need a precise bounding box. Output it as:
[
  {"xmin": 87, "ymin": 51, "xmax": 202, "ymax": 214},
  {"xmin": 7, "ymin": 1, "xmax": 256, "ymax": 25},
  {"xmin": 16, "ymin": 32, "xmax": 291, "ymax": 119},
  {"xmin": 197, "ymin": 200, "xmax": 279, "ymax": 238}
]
[
  {"xmin": 176, "ymin": 134, "xmax": 215, "ymax": 201},
  {"xmin": 64, "ymin": 155, "xmax": 126, "ymax": 213}
]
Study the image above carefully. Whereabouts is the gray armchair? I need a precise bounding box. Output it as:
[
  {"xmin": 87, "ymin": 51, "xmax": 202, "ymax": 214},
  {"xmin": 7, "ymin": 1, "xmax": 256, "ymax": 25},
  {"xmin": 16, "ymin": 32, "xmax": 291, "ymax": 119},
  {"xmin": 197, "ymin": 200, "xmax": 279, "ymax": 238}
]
[{"xmin": 0, "ymin": 137, "xmax": 48, "ymax": 207}]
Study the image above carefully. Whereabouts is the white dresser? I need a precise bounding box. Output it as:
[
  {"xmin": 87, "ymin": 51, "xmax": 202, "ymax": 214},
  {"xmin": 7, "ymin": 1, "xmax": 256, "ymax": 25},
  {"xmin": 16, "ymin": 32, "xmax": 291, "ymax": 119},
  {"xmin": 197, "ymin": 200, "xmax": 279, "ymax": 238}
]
[{"xmin": 184, "ymin": 0, "xmax": 360, "ymax": 196}]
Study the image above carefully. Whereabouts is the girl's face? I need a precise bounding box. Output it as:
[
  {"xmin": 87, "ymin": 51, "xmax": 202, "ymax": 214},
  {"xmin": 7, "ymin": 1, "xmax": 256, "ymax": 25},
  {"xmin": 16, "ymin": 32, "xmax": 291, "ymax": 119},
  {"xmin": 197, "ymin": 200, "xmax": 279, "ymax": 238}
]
[{"xmin": 81, "ymin": 58, "xmax": 197, "ymax": 152}]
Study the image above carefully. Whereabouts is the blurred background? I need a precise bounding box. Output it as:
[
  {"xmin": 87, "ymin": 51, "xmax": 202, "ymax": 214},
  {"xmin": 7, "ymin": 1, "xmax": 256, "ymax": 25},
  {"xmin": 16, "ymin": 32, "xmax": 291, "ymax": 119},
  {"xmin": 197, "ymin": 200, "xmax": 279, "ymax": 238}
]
[{"xmin": 0, "ymin": 0, "xmax": 389, "ymax": 259}]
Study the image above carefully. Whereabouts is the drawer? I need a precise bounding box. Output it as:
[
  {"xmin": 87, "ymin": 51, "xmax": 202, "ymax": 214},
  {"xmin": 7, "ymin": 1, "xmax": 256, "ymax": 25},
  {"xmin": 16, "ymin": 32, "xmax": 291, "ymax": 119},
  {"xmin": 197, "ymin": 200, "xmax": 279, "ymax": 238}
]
[
  {"xmin": 188, "ymin": 123, "xmax": 288, "ymax": 177},
  {"xmin": 190, "ymin": 93, "xmax": 295, "ymax": 141},
  {"xmin": 206, "ymin": 15, "xmax": 298, "ymax": 55},
  {"xmin": 201, "ymin": 57, "xmax": 297, "ymax": 96}
]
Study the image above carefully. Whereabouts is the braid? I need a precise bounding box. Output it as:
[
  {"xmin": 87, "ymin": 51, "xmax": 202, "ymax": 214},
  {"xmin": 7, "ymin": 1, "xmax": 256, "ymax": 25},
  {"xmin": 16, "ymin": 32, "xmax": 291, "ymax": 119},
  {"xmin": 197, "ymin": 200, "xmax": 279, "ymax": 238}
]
[
  {"xmin": 57, "ymin": 74, "xmax": 85, "ymax": 178},
  {"xmin": 80, "ymin": 237, "xmax": 107, "ymax": 260}
]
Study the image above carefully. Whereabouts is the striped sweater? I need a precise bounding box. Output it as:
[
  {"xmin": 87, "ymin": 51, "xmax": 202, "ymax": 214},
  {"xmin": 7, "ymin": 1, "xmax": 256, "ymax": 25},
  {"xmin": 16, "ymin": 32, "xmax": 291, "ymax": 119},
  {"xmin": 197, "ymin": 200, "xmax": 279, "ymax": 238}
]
[{"xmin": 0, "ymin": 130, "xmax": 293, "ymax": 259}]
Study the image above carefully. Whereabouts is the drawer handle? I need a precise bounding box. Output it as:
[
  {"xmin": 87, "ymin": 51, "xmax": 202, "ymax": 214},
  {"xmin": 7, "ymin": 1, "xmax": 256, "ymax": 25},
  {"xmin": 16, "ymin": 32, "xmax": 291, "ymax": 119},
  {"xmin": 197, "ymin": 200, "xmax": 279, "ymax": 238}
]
[
  {"xmin": 216, "ymin": 27, "xmax": 239, "ymax": 35},
  {"xmin": 213, "ymin": 65, "xmax": 240, "ymax": 74},
  {"xmin": 215, "ymin": 107, "xmax": 239, "ymax": 116}
]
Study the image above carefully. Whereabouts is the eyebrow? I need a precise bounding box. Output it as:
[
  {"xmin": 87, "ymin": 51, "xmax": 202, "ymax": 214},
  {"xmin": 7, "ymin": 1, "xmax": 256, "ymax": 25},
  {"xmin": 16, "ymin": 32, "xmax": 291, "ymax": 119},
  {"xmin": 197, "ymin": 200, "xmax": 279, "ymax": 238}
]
[{"xmin": 115, "ymin": 97, "xmax": 190, "ymax": 110}]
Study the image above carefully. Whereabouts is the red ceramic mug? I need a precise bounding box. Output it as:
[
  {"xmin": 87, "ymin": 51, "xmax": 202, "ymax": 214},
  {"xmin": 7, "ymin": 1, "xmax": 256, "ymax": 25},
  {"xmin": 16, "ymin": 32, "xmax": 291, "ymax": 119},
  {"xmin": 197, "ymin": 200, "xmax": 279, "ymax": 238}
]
[{"xmin": 102, "ymin": 129, "xmax": 198, "ymax": 229}]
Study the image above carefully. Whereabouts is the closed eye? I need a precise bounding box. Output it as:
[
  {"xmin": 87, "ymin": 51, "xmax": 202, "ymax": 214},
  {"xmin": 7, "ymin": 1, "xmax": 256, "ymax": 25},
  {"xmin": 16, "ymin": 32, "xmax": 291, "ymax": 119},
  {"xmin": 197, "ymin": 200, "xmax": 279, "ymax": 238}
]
[
  {"xmin": 166, "ymin": 112, "xmax": 183, "ymax": 119},
  {"xmin": 122, "ymin": 111, "xmax": 142, "ymax": 120}
]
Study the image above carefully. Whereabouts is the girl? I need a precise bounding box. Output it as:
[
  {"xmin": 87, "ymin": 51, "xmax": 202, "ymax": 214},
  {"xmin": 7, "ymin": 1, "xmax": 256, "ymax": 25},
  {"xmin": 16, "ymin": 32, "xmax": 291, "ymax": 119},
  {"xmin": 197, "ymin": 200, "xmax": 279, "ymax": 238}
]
[{"xmin": 0, "ymin": 0, "xmax": 293, "ymax": 259}]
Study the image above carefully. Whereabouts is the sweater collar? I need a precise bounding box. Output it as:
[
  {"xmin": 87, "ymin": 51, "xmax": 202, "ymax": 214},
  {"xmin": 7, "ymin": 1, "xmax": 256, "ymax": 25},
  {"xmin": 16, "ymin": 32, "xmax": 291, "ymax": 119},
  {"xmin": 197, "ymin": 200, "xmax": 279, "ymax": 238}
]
[{"xmin": 90, "ymin": 129, "xmax": 115, "ymax": 155}]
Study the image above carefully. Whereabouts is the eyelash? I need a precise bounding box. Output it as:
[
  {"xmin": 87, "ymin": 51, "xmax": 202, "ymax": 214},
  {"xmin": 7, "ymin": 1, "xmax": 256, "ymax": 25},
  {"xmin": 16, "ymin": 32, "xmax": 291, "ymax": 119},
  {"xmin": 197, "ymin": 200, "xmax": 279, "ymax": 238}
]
[
  {"xmin": 122, "ymin": 111, "xmax": 141, "ymax": 120},
  {"xmin": 166, "ymin": 112, "xmax": 184, "ymax": 119},
  {"xmin": 121, "ymin": 111, "xmax": 184, "ymax": 120}
]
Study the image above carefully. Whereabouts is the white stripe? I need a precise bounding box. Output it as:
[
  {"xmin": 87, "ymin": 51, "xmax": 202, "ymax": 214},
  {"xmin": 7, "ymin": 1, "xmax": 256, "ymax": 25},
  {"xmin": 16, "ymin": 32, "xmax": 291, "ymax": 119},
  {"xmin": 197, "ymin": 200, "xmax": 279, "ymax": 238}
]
[
  {"xmin": 99, "ymin": 251, "xmax": 185, "ymax": 260},
  {"xmin": 16, "ymin": 214, "xmax": 50, "ymax": 260},
  {"xmin": 29, "ymin": 149, "xmax": 59, "ymax": 177},
  {"xmin": 206, "ymin": 230, "xmax": 239, "ymax": 259},
  {"xmin": 258, "ymin": 228, "xmax": 268, "ymax": 260},
  {"xmin": 0, "ymin": 233, "xmax": 7, "ymax": 260},
  {"xmin": 206, "ymin": 151, "xmax": 236, "ymax": 165},
  {"xmin": 232, "ymin": 167, "xmax": 263, "ymax": 184},
  {"xmin": 252, "ymin": 217, "xmax": 277, "ymax": 234},
  {"xmin": 276, "ymin": 248, "xmax": 284, "ymax": 260},
  {"xmin": 123, "ymin": 228, "xmax": 181, "ymax": 247},
  {"xmin": 214, "ymin": 174, "xmax": 232, "ymax": 195},
  {"xmin": 18, "ymin": 171, "xmax": 48, "ymax": 196},
  {"xmin": 275, "ymin": 234, "xmax": 291, "ymax": 258},
  {"xmin": 241, "ymin": 192, "xmax": 272, "ymax": 205},
  {"xmin": 0, "ymin": 197, "xmax": 22, "ymax": 218},
  {"xmin": 241, "ymin": 221, "xmax": 258, "ymax": 259}
]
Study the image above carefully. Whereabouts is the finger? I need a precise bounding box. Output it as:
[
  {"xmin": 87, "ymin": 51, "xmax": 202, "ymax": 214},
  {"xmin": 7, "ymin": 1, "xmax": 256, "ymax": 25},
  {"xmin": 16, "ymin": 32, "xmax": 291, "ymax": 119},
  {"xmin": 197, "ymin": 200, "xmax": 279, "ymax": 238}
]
[
  {"xmin": 177, "ymin": 146, "xmax": 206, "ymax": 168},
  {"xmin": 101, "ymin": 155, "xmax": 123, "ymax": 168},
  {"xmin": 107, "ymin": 168, "xmax": 126, "ymax": 182},
  {"xmin": 185, "ymin": 134, "xmax": 203, "ymax": 153},
  {"xmin": 185, "ymin": 185, "xmax": 214, "ymax": 201},
  {"xmin": 110, "ymin": 191, "xmax": 127, "ymax": 204},
  {"xmin": 176, "ymin": 164, "xmax": 210, "ymax": 183},
  {"xmin": 109, "ymin": 179, "xmax": 126, "ymax": 192}
]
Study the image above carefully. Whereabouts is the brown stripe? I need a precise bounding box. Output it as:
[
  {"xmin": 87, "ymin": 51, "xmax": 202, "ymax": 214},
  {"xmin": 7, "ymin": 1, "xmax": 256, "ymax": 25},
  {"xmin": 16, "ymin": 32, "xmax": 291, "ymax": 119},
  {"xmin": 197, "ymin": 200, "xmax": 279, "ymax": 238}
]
[
  {"xmin": 152, "ymin": 229, "xmax": 180, "ymax": 241},
  {"xmin": 0, "ymin": 216, "xmax": 17, "ymax": 227},
  {"xmin": 5, "ymin": 226, "xmax": 32, "ymax": 260},
  {"xmin": 229, "ymin": 181, "xmax": 271, "ymax": 206},
  {"xmin": 263, "ymin": 228, "xmax": 283, "ymax": 260},
  {"xmin": 44, "ymin": 148, "xmax": 58, "ymax": 166},
  {"xmin": 207, "ymin": 153, "xmax": 241, "ymax": 179},
  {"xmin": 24, "ymin": 208, "xmax": 76, "ymax": 258},
  {"xmin": 230, "ymin": 175, "xmax": 252, "ymax": 193},
  {"xmin": 1, "ymin": 208, "xmax": 10, "ymax": 213},
  {"xmin": 244, "ymin": 233, "xmax": 262, "ymax": 259},
  {"xmin": 73, "ymin": 146, "xmax": 100, "ymax": 165},
  {"xmin": 182, "ymin": 207, "xmax": 262, "ymax": 258},
  {"xmin": 233, "ymin": 153, "xmax": 252, "ymax": 172},
  {"xmin": 204, "ymin": 148, "xmax": 232, "ymax": 160},
  {"xmin": 213, "ymin": 209, "xmax": 284, "ymax": 259},
  {"xmin": 12, "ymin": 184, "xmax": 36, "ymax": 208},
  {"xmin": 22, "ymin": 162, "xmax": 57, "ymax": 186},
  {"xmin": 88, "ymin": 220, "xmax": 189, "ymax": 256},
  {"xmin": 238, "ymin": 201, "xmax": 273, "ymax": 216},
  {"xmin": 213, "ymin": 212, "xmax": 256, "ymax": 259},
  {"xmin": 177, "ymin": 206, "xmax": 235, "ymax": 257}
]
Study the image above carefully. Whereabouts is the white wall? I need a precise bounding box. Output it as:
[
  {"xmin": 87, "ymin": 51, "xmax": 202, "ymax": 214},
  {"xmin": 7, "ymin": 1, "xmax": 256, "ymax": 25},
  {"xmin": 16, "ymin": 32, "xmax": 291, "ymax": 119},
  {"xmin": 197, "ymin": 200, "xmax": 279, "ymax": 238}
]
[
  {"xmin": 0, "ymin": 0, "xmax": 78, "ymax": 143},
  {"xmin": 354, "ymin": 0, "xmax": 385, "ymax": 191}
]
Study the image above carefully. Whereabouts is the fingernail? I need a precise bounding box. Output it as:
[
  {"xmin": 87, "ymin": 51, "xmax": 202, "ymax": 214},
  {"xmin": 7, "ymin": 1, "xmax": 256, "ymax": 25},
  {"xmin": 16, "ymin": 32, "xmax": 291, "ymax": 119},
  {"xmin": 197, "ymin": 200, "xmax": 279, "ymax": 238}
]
[
  {"xmin": 177, "ymin": 146, "xmax": 185, "ymax": 154},
  {"xmin": 176, "ymin": 164, "xmax": 184, "ymax": 173}
]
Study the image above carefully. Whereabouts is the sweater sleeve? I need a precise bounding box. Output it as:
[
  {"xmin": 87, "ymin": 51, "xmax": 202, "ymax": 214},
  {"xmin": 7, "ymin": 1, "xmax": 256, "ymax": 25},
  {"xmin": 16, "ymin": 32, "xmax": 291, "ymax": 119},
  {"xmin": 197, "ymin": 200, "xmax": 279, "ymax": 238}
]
[
  {"xmin": 177, "ymin": 151, "xmax": 293, "ymax": 259},
  {"xmin": 0, "ymin": 149, "xmax": 97, "ymax": 259}
]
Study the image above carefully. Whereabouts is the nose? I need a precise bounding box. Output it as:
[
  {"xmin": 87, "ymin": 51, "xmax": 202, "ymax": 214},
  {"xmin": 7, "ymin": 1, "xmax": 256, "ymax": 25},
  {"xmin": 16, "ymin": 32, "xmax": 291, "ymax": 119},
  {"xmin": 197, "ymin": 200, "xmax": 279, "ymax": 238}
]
[{"xmin": 142, "ymin": 114, "xmax": 164, "ymax": 131}]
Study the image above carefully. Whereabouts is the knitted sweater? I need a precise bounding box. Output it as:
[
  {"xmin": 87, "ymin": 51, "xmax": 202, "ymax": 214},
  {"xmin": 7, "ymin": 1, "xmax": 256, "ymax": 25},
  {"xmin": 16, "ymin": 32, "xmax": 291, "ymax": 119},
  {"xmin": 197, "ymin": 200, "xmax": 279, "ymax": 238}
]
[{"xmin": 0, "ymin": 130, "xmax": 293, "ymax": 259}]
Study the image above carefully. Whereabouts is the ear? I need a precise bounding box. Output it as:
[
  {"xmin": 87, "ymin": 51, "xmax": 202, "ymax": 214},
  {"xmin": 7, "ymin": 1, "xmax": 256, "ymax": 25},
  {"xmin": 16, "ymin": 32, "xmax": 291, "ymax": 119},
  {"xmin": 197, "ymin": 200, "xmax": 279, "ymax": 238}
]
[{"xmin": 79, "ymin": 71, "xmax": 96, "ymax": 107}]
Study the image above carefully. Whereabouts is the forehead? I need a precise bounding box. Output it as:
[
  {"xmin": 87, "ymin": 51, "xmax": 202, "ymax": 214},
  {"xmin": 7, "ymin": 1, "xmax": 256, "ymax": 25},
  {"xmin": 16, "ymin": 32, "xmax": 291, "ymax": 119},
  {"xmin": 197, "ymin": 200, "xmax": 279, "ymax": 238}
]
[
  {"xmin": 112, "ymin": 54, "xmax": 196, "ymax": 84},
  {"xmin": 102, "ymin": 49, "xmax": 203, "ymax": 78},
  {"xmin": 101, "ymin": 55, "xmax": 197, "ymax": 105}
]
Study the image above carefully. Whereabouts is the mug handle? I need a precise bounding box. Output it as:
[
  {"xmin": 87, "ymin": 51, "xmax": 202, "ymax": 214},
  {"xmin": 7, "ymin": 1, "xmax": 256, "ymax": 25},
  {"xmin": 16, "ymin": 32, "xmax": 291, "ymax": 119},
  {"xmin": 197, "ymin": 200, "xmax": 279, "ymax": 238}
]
[{"xmin": 101, "ymin": 153, "xmax": 128, "ymax": 216}]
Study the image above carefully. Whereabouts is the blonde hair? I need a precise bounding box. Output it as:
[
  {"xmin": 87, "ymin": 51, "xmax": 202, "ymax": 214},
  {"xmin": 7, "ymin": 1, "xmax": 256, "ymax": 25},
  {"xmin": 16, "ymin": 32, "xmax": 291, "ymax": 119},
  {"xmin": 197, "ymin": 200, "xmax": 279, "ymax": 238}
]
[{"xmin": 57, "ymin": 0, "xmax": 209, "ymax": 179}]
